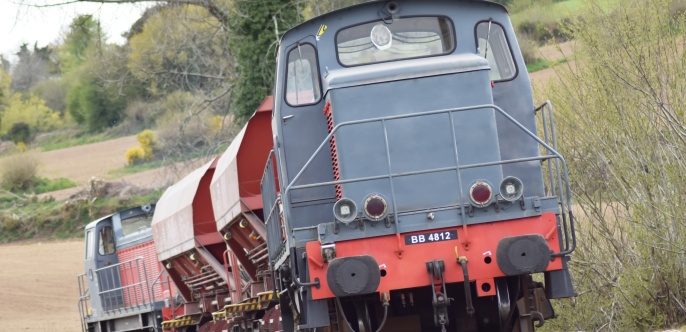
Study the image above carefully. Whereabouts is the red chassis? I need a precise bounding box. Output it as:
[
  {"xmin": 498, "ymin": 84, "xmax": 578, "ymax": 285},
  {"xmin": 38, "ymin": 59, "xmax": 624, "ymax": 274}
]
[{"xmin": 306, "ymin": 212, "xmax": 563, "ymax": 300}]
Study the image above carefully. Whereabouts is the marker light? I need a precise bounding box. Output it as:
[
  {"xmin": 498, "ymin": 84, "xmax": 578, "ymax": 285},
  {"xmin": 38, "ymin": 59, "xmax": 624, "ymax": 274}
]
[
  {"xmin": 363, "ymin": 194, "xmax": 388, "ymax": 221},
  {"xmin": 469, "ymin": 180, "xmax": 493, "ymax": 207},
  {"xmin": 333, "ymin": 198, "xmax": 358, "ymax": 224},
  {"xmin": 499, "ymin": 176, "xmax": 524, "ymax": 202},
  {"xmin": 370, "ymin": 24, "xmax": 392, "ymax": 50}
]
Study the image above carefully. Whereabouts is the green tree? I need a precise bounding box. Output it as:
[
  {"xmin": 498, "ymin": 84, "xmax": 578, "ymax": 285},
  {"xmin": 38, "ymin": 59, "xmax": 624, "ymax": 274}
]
[
  {"xmin": 230, "ymin": 0, "xmax": 302, "ymax": 121},
  {"xmin": 303, "ymin": 0, "xmax": 364, "ymax": 18},
  {"xmin": 0, "ymin": 61, "xmax": 11, "ymax": 131},
  {"xmin": 66, "ymin": 70, "xmax": 125, "ymax": 132},
  {"xmin": 31, "ymin": 79, "xmax": 67, "ymax": 116},
  {"xmin": 0, "ymin": 65, "xmax": 10, "ymax": 106},
  {"xmin": 59, "ymin": 15, "xmax": 103, "ymax": 73},
  {"xmin": 542, "ymin": 0, "xmax": 686, "ymax": 330},
  {"xmin": 127, "ymin": 4, "xmax": 231, "ymax": 94},
  {"xmin": 0, "ymin": 94, "xmax": 62, "ymax": 135}
]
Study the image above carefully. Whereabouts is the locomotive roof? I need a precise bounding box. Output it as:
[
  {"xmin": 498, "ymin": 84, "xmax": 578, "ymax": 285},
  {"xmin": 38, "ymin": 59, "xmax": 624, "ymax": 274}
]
[{"xmin": 283, "ymin": 0, "xmax": 508, "ymax": 41}]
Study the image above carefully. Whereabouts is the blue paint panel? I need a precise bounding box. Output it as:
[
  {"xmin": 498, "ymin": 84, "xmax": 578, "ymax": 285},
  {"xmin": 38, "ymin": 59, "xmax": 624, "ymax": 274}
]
[{"xmin": 328, "ymin": 63, "xmax": 501, "ymax": 215}]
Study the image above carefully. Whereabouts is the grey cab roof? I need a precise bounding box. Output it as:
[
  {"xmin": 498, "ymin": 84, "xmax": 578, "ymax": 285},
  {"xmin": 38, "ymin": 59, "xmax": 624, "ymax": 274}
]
[
  {"xmin": 282, "ymin": 0, "xmax": 508, "ymax": 43},
  {"xmin": 279, "ymin": 0, "xmax": 512, "ymax": 85},
  {"xmin": 286, "ymin": 0, "xmax": 508, "ymax": 34},
  {"xmin": 85, "ymin": 213, "xmax": 114, "ymax": 230}
]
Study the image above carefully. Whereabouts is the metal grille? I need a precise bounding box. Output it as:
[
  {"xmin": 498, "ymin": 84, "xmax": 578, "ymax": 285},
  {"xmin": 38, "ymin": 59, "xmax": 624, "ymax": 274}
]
[
  {"xmin": 96, "ymin": 257, "xmax": 154, "ymax": 312},
  {"xmin": 117, "ymin": 241, "xmax": 164, "ymax": 306},
  {"xmin": 324, "ymin": 101, "xmax": 343, "ymax": 200}
]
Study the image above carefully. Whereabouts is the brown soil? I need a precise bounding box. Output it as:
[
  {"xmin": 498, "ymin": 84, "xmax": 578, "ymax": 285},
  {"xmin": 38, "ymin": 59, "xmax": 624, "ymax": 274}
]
[
  {"xmin": 0, "ymin": 240, "xmax": 84, "ymax": 331},
  {"xmin": 530, "ymin": 41, "xmax": 578, "ymax": 92},
  {"xmin": 537, "ymin": 41, "xmax": 576, "ymax": 62},
  {"xmin": 37, "ymin": 136, "xmax": 139, "ymax": 184},
  {"xmin": 0, "ymin": 138, "xmax": 208, "ymax": 329}
]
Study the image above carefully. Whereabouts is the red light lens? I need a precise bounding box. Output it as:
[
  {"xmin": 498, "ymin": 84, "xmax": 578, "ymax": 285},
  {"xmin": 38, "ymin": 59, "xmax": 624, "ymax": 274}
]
[
  {"xmin": 364, "ymin": 195, "xmax": 387, "ymax": 220},
  {"xmin": 470, "ymin": 181, "xmax": 492, "ymax": 206}
]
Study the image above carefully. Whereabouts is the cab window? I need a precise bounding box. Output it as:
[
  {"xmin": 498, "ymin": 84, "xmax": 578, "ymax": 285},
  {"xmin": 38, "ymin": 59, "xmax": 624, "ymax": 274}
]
[
  {"xmin": 336, "ymin": 16, "xmax": 455, "ymax": 66},
  {"xmin": 85, "ymin": 230, "xmax": 94, "ymax": 259},
  {"xmin": 98, "ymin": 226, "xmax": 115, "ymax": 256},
  {"xmin": 121, "ymin": 215, "xmax": 153, "ymax": 236},
  {"xmin": 476, "ymin": 21, "xmax": 516, "ymax": 81},
  {"xmin": 285, "ymin": 44, "xmax": 321, "ymax": 106}
]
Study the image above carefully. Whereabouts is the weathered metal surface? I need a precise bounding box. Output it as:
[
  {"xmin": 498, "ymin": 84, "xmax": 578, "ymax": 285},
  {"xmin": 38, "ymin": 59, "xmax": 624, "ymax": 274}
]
[
  {"xmin": 151, "ymin": 158, "xmax": 218, "ymax": 261},
  {"xmin": 211, "ymin": 96, "xmax": 274, "ymax": 232}
]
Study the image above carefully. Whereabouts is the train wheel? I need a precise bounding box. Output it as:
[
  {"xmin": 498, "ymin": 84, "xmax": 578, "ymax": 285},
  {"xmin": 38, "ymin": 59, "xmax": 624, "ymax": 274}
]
[
  {"xmin": 335, "ymin": 297, "xmax": 378, "ymax": 332},
  {"xmin": 472, "ymin": 278, "xmax": 513, "ymax": 332},
  {"xmin": 495, "ymin": 278, "xmax": 514, "ymax": 331},
  {"xmin": 353, "ymin": 300, "xmax": 373, "ymax": 332}
]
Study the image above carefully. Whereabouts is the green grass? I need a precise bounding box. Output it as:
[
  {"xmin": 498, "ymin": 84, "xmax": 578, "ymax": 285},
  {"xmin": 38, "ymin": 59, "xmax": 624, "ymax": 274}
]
[
  {"xmin": 32, "ymin": 177, "xmax": 77, "ymax": 194},
  {"xmin": 551, "ymin": 0, "xmax": 621, "ymax": 13},
  {"xmin": 4, "ymin": 177, "xmax": 77, "ymax": 195},
  {"xmin": 39, "ymin": 134, "xmax": 114, "ymax": 151},
  {"xmin": 511, "ymin": 0, "xmax": 620, "ymax": 32},
  {"xmin": 32, "ymin": 129, "xmax": 121, "ymax": 152},
  {"xmin": 108, "ymin": 159, "xmax": 166, "ymax": 177},
  {"xmin": 526, "ymin": 57, "xmax": 570, "ymax": 73}
]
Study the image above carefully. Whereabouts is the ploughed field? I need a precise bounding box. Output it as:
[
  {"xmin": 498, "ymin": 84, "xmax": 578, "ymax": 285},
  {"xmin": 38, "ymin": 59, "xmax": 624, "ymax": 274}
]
[{"xmin": 0, "ymin": 240, "xmax": 83, "ymax": 331}]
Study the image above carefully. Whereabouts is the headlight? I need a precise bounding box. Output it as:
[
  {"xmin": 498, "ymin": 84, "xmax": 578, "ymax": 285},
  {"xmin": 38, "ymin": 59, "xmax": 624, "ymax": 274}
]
[
  {"xmin": 333, "ymin": 198, "xmax": 358, "ymax": 224},
  {"xmin": 363, "ymin": 194, "xmax": 388, "ymax": 221},
  {"xmin": 469, "ymin": 180, "xmax": 493, "ymax": 207},
  {"xmin": 499, "ymin": 176, "xmax": 524, "ymax": 202}
]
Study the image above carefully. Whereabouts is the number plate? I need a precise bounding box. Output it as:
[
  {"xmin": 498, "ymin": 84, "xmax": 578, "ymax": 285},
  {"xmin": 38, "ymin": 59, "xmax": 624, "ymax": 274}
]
[{"xmin": 404, "ymin": 230, "xmax": 458, "ymax": 245}]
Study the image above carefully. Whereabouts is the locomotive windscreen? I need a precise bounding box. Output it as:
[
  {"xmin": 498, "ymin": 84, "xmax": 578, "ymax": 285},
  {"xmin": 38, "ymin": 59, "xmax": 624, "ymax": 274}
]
[
  {"xmin": 336, "ymin": 16, "xmax": 455, "ymax": 66},
  {"xmin": 121, "ymin": 215, "xmax": 153, "ymax": 236}
]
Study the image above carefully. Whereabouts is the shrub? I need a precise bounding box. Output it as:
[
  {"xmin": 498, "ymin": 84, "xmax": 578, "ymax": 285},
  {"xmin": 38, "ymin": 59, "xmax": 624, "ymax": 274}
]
[
  {"xmin": 125, "ymin": 146, "xmax": 146, "ymax": 165},
  {"xmin": 137, "ymin": 129, "xmax": 155, "ymax": 149},
  {"xmin": 543, "ymin": 0, "xmax": 686, "ymax": 330},
  {"xmin": 0, "ymin": 94, "xmax": 63, "ymax": 135},
  {"xmin": 517, "ymin": 33, "xmax": 540, "ymax": 64},
  {"xmin": 0, "ymin": 151, "xmax": 40, "ymax": 191},
  {"xmin": 8, "ymin": 122, "xmax": 30, "ymax": 144}
]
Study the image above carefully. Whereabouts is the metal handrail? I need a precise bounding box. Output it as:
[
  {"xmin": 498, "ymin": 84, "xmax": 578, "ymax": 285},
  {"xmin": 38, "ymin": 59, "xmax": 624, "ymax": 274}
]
[
  {"xmin": 148, "ymin": 270, "xmax": 168, "ymax": 332},
  {"xmin": 261, "ymin": 150, "xmax": 287, "ymax": 261},
  {"xmin": 281, "ymin": 103, "xmax": 576, "ymax": 256},
  {"xmin": 77, "ymin": 273, "xmax": 91, "ymax": 332},
  {"xmin": 95, "ymin": 256, "xmax": 155, "ymax": 313},
  {"xmin": 536, "ymin": 100, "xmax": 576, "ymax": 255}
]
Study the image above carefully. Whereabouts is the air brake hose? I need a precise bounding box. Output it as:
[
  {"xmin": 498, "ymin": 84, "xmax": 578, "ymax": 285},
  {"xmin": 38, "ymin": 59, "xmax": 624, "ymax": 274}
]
[{"xmin": 459, "ymin": 257, "xmax": 475, "ymax": 316}]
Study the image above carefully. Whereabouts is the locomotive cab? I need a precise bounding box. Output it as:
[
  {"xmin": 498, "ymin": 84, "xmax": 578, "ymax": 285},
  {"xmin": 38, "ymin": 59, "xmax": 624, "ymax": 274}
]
[
  {"xmin": 78, "ymin": 204, "xmax": 167, "ymax": 332},
  {"xmin": 267, "ymin": 1, "xmax": 576, "ymax": 331}
]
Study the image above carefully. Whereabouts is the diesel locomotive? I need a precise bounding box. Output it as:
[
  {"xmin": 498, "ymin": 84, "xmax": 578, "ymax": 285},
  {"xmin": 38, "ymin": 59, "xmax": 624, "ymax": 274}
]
[{"xmin": 77, "ymin": 1, "xmax": 576, "ymax": 331}]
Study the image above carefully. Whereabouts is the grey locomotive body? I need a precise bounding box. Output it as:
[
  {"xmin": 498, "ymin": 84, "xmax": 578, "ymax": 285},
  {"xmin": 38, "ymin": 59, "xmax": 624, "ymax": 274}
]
[{"xmin": 263, "ymin": 1, "xmax": 576, "ymax": 331}]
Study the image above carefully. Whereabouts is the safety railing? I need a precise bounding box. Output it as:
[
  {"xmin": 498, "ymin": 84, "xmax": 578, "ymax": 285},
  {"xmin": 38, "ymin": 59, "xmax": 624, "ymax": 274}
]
[
  {"xmin": 77, "ymin": 273, "xmax": 91, "ymax": 332},
  {"xmin": 151, "ymin": 271, "xmax": 176, "ymax": 329},
  {"xmin": 282, "ymin": 103, "xmax": 576, "ymax": 256},
  {"xmin": 261, "ymin": 151, "xmax": 286, "ymax": 262},
  {"xmin": 95, "ymin": 257, "xmax": 155, "ymax": 313},
  {"xmin": 535, "ymin": 100, "xmax": 576, "ymax": 255}
]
